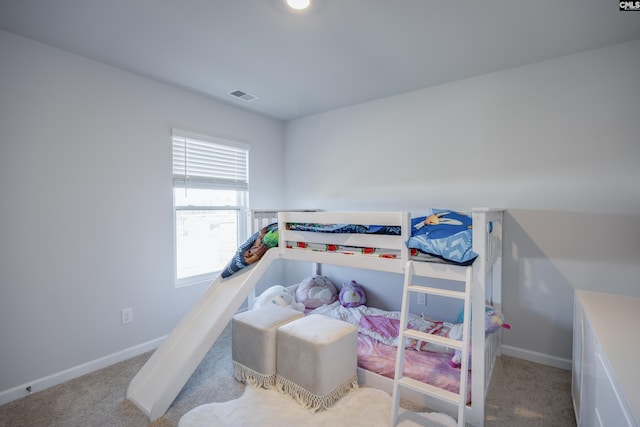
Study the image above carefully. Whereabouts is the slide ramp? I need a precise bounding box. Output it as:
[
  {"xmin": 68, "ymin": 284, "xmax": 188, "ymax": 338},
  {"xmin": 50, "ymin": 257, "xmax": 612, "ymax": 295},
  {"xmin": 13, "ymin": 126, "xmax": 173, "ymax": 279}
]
[{"xmin": 126, "ymin": 248, "xmax": 279, "ymax": 421}]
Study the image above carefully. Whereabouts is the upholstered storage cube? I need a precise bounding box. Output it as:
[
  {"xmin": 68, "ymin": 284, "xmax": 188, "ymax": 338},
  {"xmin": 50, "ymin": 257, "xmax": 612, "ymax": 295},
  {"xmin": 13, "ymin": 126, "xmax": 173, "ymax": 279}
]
[
  {"xmin": 232, "ymin": 305, "xmax": 304, "ymax": 388},
  {"xmin": 275, "ymin": 314, "xmax": 358, "ymax": 411}
]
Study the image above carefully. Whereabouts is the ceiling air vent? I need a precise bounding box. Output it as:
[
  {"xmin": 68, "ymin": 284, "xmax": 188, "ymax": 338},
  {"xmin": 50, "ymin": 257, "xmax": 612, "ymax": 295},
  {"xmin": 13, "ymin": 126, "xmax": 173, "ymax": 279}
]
[{"xmin": 228, "ymin": 89, "xmax": 257, "ymax": 102}]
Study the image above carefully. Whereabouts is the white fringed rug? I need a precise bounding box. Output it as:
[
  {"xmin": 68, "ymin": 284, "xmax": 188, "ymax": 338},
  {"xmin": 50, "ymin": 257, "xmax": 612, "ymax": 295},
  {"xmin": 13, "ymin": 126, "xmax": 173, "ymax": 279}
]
[{"xmin": 179, "ymin": 386, "xmax": 457, "ymax": 427}]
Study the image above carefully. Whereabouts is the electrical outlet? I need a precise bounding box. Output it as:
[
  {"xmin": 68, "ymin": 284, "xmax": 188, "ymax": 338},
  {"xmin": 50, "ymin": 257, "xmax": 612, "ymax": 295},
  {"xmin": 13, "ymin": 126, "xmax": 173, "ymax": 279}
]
[
  {"xmin": 122, "ymin": 308, "xmax": 133, "ymax": 324},
  {"xmin": 417, "ymin": 293, "xmax": 426, "ymax": 305}
]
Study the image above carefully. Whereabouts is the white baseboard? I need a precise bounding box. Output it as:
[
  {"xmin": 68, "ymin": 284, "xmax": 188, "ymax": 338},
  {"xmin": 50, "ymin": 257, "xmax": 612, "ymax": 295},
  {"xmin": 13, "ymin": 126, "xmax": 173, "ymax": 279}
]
[
  {"xmin": 0, "ymin": 336, "xmax": 166, "ymax": 406},
  {"xmin": 501, "ymin": 344, "xmax": 572, "ymax": 371}
]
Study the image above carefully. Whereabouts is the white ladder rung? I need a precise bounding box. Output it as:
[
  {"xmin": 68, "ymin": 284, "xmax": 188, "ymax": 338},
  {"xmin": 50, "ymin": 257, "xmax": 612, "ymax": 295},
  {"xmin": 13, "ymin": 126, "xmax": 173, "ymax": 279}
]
[
  {"xmin": 398, "ymin": 376, "xmax": 459, "ymax": 405},
  {"xmin": 391, "ymin": 261, "xmax": 471, "ymax": 427},
  {"xmin": 403, "ymin": 329, "xmax": 463, "ymax": 350},
  {"xmin": 407, "ymin": 285, "xmax": 466, "ymax": 300}
]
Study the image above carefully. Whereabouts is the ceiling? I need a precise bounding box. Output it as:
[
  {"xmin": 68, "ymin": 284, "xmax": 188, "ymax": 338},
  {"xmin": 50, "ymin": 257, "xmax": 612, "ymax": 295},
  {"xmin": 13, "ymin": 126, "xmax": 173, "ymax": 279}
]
[{"xmin": 1, "ymin": 0, "xmax": 639, "ymax": 121}]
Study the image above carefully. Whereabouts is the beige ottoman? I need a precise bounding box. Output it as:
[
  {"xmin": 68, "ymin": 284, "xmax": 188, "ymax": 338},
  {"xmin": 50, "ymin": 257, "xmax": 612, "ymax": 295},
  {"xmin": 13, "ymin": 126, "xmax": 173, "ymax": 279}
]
[
  {"xmin": 276, "ymin": 314, "xmax": 358, "ymax": 412},
  {"xmin": 232, "ymin": 305, "xmax": 304, "ymax": 388}
]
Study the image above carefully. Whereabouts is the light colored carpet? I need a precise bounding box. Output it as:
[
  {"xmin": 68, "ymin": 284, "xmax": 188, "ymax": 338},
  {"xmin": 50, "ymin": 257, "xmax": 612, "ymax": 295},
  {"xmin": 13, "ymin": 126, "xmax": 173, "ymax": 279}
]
[
  {"xmin": 0, "ymin": 321, "xmax": 576, "ymax": 426},
  {"xmin": 179, "ymin": 385, "xmax": 457, "ymax": 427},
  {"xmin": 0, "ymin": 323, "xmax": 244, "ymax": 427},
  {"xmin": 485, "ymin": 355, "xmax": 576, "ymax": 427}
]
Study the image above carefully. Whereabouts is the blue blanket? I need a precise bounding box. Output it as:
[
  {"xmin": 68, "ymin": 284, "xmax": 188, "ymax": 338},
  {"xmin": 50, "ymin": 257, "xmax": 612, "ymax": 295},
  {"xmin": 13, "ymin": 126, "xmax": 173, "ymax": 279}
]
[{"xmin": 406, "ymin": 209, "xmax": 477, "ymax": 265}]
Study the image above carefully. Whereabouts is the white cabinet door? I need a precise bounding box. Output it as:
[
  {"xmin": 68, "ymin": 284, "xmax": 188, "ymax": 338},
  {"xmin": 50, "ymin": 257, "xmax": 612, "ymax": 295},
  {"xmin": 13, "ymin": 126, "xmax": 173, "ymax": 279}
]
[
  {"xmin": 594, "ymin": 349, "xmax": 634, "ymax": 427},
  {"xmin": 574, "ymin": 291, "xmax": 639, "ymax": 427},
  {"xmin": 573, "ymin": 295, "xmax": 583, "ymax": 424},
  {"xmin": 580, "ymin": 316, "xmax": 598, "ymax": 427}
]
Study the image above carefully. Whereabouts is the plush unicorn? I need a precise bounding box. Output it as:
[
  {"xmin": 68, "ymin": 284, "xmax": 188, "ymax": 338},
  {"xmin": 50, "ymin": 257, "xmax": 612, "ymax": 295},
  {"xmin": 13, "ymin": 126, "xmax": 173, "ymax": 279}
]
[
  {"xmin": 449, "ymin": 309, "xmax": 510, "ymax": 368},
  {"xmin": 485, "ymin": 309, "xmax": 511, "ymax": 334}
]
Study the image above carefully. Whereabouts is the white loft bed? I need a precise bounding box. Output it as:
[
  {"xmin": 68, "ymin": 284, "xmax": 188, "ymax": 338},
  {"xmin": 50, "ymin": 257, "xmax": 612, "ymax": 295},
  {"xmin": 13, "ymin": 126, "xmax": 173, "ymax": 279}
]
[
  {"xmin": 251, "ymin": 208, "xmax": 504, "ymax": 426},
  {"xmin": 127, "ymin": 208, "xmax": 502, "ymax": 425}
]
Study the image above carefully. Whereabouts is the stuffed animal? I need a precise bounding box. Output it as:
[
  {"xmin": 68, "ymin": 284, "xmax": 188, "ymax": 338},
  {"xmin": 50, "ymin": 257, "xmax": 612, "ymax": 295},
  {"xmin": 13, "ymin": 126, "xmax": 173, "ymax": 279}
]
[
  {"xmin": 485, "ymin": 309, "xmax": 511, "ymax": 334},
  {"xmin": 339, "ymin": 280, "xmax": 367, "ymax": 308},
  {"xmin": 295, "ymin": 275, "xmax": 338, "ymax": 309},
  {"xmin": 449, "ymin": 309, "xmax": 511, "ymax": 368},
  {"xmin": 252, "ymin": 285, "xmax": 305, "ymax": 312}
]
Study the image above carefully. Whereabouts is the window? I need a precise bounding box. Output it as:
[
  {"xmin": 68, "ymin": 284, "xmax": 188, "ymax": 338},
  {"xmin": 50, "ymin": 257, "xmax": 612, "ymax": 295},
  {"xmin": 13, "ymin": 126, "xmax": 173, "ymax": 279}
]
[{"xmin": 172, "ymin": 129, "xmax": 249, "ymax": 286}]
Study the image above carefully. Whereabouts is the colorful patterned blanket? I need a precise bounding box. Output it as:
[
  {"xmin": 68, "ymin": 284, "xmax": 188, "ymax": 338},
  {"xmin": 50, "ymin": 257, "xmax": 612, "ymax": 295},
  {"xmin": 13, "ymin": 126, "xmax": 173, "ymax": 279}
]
[{"xmin": 221, "ymin": 223, "xmax": 278, "ymax": 278}]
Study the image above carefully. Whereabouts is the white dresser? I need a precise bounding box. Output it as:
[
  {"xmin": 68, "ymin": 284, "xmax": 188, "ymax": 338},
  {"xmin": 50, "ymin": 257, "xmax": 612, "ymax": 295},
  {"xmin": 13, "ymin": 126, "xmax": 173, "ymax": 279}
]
[{"xmin": 573, "ymin": 290, "xmax": 640, "ymax": 427}]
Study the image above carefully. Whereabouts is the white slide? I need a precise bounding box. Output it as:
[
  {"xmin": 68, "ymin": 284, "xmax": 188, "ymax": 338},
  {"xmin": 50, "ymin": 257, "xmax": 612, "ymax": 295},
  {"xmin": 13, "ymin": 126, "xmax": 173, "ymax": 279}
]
[{"xmin": 126, "ymin": 248, "xmax": 279, "ymax": 421}]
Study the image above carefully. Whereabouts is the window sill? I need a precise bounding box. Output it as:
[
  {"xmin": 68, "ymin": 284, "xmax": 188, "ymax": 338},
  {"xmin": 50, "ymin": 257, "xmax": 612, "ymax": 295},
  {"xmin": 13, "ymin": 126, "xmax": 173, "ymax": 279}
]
[{"xmin": 175, "ymin": 272, "xmax": 218, "ymax": 288}]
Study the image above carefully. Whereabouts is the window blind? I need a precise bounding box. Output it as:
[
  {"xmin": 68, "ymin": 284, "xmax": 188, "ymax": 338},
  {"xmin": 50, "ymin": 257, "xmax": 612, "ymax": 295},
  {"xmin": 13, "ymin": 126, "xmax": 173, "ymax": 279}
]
[{"xmin": 172, "ymin": 130, "xmax": 249, "ymax": 191}]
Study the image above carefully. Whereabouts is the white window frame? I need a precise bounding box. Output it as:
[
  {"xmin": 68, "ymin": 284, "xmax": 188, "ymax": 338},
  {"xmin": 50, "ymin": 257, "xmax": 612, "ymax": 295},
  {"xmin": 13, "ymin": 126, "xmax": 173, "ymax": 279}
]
[{"xmin": 172, "ymin": 129, "xmax": 250, "ymax": 287}]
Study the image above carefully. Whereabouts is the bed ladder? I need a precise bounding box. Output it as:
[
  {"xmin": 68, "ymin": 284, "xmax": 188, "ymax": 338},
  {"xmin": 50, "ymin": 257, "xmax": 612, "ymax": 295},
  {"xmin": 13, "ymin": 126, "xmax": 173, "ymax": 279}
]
[{"xmin": 390, "ymin": 261, "xmax": 472, "ymax": 427}]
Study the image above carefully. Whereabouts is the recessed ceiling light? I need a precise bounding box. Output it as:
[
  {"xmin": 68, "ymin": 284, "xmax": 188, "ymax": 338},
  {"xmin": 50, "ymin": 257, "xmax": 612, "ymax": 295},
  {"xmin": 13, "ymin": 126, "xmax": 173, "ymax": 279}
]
[{"xmin": 286, "ymin": 0, "xmax": 311, "ymax": 10}]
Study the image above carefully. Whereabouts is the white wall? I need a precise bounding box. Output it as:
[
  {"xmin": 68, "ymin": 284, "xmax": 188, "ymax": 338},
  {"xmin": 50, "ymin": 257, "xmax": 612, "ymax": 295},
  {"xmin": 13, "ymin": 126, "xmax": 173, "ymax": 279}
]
[
  {"xmin": 0, "ymin": 30, "xmax": 285, "ymax": 398},
  {"xmin": 283, "ymin": 40, "xmax": 640, "ymax": 367}
]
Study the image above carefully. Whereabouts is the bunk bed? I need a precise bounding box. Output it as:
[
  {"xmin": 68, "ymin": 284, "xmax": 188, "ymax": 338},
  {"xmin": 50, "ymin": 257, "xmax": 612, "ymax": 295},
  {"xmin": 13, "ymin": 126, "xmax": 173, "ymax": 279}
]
[
  {"xmin": 127, "ymin": 208, "xmax": 503, "ymax": 426},
  {"xmin": 247, "ymin": 208, "xmax": 504, "ymax": 426}
]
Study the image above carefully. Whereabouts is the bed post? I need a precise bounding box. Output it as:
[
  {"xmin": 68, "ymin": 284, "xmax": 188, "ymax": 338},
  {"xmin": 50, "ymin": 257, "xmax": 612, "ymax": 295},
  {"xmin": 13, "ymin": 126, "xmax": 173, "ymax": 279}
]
[
  {"xmin": 469, "ymin": 208, "xmax": 504, "ymax": 425},
  {"xmin": 401, "ymin": 212, "xmax": 411, "ymax": 263},
  {"xmin": 471, "ymin": 208, "xmax": 488, "ymax": 426},
  {"xmin": 246, "ymin": 210, "xmax": 280, "ymax": 308}
]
